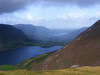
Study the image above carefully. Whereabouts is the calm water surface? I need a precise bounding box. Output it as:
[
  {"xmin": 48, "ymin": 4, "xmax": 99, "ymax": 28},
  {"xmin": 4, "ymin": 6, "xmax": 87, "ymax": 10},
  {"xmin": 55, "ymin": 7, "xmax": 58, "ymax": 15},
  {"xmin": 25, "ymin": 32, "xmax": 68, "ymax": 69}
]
[{"xmin": 0, "ymin": 46, "xmax": 63, "ymax": 65}]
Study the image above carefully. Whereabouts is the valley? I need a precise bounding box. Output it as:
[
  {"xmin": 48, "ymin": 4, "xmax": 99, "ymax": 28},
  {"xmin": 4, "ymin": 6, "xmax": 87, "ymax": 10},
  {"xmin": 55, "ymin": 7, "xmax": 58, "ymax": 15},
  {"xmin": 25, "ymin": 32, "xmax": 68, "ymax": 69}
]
[
  {"xmin": 0, "ymin": 20, "xmax": 99, "ymax": 75},
  {"xmin": 16, "ymin": 20, "xmax": 100, "ymax": 71},
  {"xmin": 0, "ymin": 0, "xmax": 99, "ymax": 74}
]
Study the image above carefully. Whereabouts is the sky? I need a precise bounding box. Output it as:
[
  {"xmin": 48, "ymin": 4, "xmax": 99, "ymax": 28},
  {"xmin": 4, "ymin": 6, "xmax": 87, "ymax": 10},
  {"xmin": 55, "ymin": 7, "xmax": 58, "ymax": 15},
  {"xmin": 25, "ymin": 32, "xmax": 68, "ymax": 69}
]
[{"xmin": 0, "ymin": 0, "xmax": 100, "ymax": 29}]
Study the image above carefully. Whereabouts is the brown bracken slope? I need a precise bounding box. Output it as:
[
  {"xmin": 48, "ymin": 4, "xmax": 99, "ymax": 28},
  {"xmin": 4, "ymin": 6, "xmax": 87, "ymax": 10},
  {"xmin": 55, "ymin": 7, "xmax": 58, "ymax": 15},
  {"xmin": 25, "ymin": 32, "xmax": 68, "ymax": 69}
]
[{"xmin": 31, "ymin": 20, "xmax": 100, "ymax": 70}]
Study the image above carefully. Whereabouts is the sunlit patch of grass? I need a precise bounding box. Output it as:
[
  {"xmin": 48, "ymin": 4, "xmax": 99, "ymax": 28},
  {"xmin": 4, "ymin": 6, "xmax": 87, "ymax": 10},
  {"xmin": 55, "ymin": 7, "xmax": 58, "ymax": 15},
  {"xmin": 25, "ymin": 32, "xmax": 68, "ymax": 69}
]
[{"xmin": 0, "ymin": 66, "xmax": 100, "ymax": 75}]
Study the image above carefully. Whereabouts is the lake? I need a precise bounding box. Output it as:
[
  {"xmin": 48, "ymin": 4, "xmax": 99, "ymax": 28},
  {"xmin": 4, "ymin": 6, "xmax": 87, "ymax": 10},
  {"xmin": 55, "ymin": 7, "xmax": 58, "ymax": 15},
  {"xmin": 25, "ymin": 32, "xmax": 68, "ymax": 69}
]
[{"xmin": 0, "ymin": 46, "xmax": 63, "ymax": 65}]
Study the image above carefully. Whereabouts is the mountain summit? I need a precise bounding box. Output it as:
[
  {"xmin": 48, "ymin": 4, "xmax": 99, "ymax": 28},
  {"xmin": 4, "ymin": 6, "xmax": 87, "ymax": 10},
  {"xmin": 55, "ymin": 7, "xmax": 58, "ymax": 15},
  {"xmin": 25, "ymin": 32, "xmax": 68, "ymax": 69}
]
[{"xmin": 29, "ymin": 20, "xmax": 100, "ymax": 70}]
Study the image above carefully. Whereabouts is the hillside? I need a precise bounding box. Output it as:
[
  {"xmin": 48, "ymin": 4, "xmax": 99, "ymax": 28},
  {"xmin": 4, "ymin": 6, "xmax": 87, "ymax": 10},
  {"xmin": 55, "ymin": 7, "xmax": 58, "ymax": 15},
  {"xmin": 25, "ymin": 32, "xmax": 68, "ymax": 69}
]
[
  {"xmin": 20, "ymin": 20, "xmax": 100, "ymax": 70},
  {"xmin": 17, "ymin": 52, "xmax": 55, "ymax": 70},
  {"xmin": 0, "ymin": 24, "xmax": 33, "ymax": 51},
  {"xmin": 15, "ymin": 24, "xmax": 87, "ymax": 46}
]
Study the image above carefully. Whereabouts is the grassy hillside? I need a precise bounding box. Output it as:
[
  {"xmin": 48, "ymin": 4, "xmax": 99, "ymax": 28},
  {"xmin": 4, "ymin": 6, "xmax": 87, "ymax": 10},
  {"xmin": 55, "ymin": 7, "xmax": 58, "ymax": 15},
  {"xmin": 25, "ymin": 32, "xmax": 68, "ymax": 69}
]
[
  {"xmin": 0, "ymin": 66, "xmax": 100, "ymax": 75},
  {"xmin": 17, "ymin": 52, "xmax": 55, "ymax": 70}
]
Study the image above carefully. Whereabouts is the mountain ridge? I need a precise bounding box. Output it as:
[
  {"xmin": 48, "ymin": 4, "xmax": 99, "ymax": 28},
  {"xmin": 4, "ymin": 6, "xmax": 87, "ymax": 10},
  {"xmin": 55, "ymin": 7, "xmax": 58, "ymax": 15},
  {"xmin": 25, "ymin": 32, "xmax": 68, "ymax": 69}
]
[
  {"xmin": 15, "ymin": 24, "xmax": 87, "ymax": 47},
  {"xmin": 24, "ymin": 20, "xmax": 100, "ymax": 70},
  {"xmin": 0, "ymin": 24, "xmax": 34, "ymax": 51}
]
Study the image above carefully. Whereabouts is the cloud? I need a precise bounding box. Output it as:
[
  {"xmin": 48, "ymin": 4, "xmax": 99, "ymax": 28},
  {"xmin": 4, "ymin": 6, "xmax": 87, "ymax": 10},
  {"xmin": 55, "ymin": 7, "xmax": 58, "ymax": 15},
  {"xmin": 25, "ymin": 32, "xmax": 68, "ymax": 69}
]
[
  {"xmin": 27, "ymin": 13, "xmax": 34, "ymax": 21},
  {"xmin": 43, "ymin": 0, "xmax": 100, "ymax": 6},
  {"xmin": 0, "ymin": 0, "xmax": 36, "ymax": 14},
  {"xmin": 0, "ymin": 0, "xmax": 100, "ymax": 14}
]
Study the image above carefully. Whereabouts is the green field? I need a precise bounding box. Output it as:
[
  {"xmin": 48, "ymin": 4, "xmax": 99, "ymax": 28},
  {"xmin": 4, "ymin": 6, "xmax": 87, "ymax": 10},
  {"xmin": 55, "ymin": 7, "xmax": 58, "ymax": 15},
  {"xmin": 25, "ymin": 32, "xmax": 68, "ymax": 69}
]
[
  {"xmin": 0, "ymin": 65, "xmax": 17, "ymax": 71},
  {"xmin": 0, "ymin": 66, "xmax": 99, "ymax": 75}
]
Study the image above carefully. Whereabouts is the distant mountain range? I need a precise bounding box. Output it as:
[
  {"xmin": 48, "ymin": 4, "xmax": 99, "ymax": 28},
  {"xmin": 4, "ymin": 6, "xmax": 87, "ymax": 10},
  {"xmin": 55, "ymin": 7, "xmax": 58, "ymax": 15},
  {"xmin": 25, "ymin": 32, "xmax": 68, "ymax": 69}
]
[
  {"xmin": 0, "ymin": 23, "xmax": 87, "ymax": 51},
  {"xmin": 0, "ymin": 24, "xmax": 34, "ymax": 51},
  {"xmin": 15, "ymin": 24, "xmax": 87, "ymax": 47},
  {"xmin": 18, "ymin": 20, "xmax": 100, "ymax": 71}
]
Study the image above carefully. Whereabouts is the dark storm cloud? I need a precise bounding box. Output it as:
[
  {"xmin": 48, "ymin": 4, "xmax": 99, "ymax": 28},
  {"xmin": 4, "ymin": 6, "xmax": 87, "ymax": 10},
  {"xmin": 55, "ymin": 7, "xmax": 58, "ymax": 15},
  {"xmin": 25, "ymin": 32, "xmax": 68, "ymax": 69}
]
[
  {"xmin": 0, "ymin": 0, "xmax": 100, "ymax": 14},
  {"xmin": 0, "ymin": 0, "xmax": 36, "ymax": 14},
  {"xmin": 0, "ymin": 0, "xmax": 24, "ymax": 14},
  {"xmin": 42, "ymin": 0, "xmax": 100, "ymax": 6}
]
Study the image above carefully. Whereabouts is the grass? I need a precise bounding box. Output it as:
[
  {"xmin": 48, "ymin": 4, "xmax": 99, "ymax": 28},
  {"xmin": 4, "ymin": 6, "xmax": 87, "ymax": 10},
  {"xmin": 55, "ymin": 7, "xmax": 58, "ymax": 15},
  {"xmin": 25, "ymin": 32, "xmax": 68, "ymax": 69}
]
[
  {"xmin": 0, "ymin": 65, "xmax": 17, "ymax": 71},
  {"xmin": 0, "ymin": 66, "xmax": 100, "ymax": 75},
  {"xmin": 17, "ymin": 52, "xmax": 55, "ymax": 70}
]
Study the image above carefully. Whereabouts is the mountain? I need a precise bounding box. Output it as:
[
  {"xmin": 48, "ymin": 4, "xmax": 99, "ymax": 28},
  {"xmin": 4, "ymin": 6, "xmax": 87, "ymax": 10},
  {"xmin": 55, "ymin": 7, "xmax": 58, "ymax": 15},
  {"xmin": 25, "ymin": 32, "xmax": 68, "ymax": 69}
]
[
  {"xmin": 0, "ymin": 24, "xmax": 33, "ymax": 51},
  {"xmin": 18, "ymin": 20, "xmax": 100, "ymax": 70},
  {"xmin": 15, "ymin": 24, "xmax": 53, "ymax": 42},
  {"xmin": 15, "ymin": 24, "xmax": 87, "ymax": 47},
  {"xmin": 49, "ymin": 27, "xmax": 87, "ymax": 45}
]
